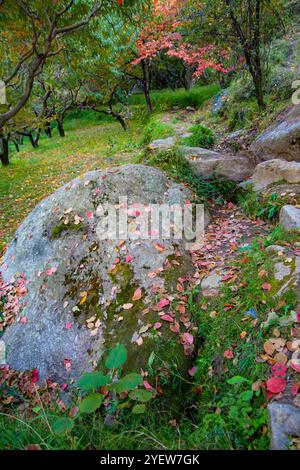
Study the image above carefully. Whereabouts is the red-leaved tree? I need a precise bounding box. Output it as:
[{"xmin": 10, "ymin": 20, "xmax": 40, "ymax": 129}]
[{"xmin": 131, "ymin": 0, "xmax": 229, "ymax": 112}]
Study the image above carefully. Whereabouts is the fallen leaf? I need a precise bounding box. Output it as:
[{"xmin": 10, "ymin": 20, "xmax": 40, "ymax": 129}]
[
  {"xmin": 123, "ymin": 303, "xmax": 133, "ymax": 310},
  {"xmin": 264, "ymin": 341, "xmax": 275, "ymax": 356},
  {"xmin": 266, "ymin": 377, "xmax": 286, "ymax": 394},
  {"xmin": 132, "ymin": 288, "xmax": 142, "ymax": 301},
  {"xmin": 262, "ymin": 283, "xmax": 272, "ymax": 292},
  {"xmin": 272, "ymin": 363, "xmax": 287, "ymax": 377},
  {"xmin": 224, "ymin": 349, "xmax": 234, "ymax": 360}
]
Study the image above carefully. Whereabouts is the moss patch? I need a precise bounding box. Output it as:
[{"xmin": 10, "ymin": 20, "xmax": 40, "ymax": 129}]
[{"xmin": 51, "ymin": 222, "xmax": 85, "ymax": 240}]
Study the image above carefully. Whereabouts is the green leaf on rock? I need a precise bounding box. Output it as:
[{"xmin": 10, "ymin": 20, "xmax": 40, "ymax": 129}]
[
  {"xmin": 79, "ymin": 393, "xmax": 104, "ymax": 414},
  {"xmin": 132, "ymin": 404, "xmax": 146, "ymax": 414},
  {"xmin": 78, "ymin": 371, "xmax": 110, "ymax": 391},
  {"xmin": 109, "ymin": 373, "xmax": 142, "ymax": 393},
  {"xmin": 227, "ymin": 376, "xmax": 249, "ymax": 385},
  {"xmin": 105, "ymin": 344, "xmax": 127, "ymax": 370},
  {"xmin": 129, "ymin": 389, "xmax": 153, "ymax": 403},
  {"xmin": 52, "ymin": 417, "xmax": 74, "ymax": 435}
]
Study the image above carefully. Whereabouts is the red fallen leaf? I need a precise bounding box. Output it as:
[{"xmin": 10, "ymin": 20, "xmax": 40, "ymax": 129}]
[
  {"xmin": 132, "ymin": 288, "xmax": 142, "ymax": 301},
  {"xmin": 125, "ymin": 255, "xmax": 133, "ymax": 263},
  {"xmin": 291, "ymin": 383, "xmax": 300, "ymax": 397},
  {"xmin": 290, "ymin": 362, "xmax": 300, "ymax": 373},
  {"xmin": 272, "ymin": 362, "xmax": 287, "ymax": 377},
  {"xmin": 26, "ymin": 444, "xmax": 41, "ymax": 450},
  {"xmin": 178, "ymin": 305, "xmax": 186, "ymax": 314},
  {"xmin": 114, "ymin": 258, "xmax": 120, "ymax": 264},
  {"xmin": 188, "ymin": 366, "xmax": 198, "ymax": 377},
  {"xmin": 227, "ymin": 202, "xmax": 235, "ymax": 210},
  {"xmin": 176, "ymin": 283, "xmax": 184, "ymax": 292},
  {"xmin": 85, "ymin": 211, "xmax": 94, "ymax": 219},
  {"xmin": 262, "ymin": 283, "xmax": 272, "ymax": 292},
  {"xmin": 170, "ymin": 322, "xmax": 180, "ymax": 333},
  {"xmin": 161, "ymin": 314, "xmax": 174, "ymax": 323},
  {"xmin": 153, "ymin": 322, "xmax": 162, "ymax": 330},
  {"xmin": 157, "ymin": 299, "xmax": 170, "ymax": 309},
  {"xmin": 224, "ymin": 304, "xmax": 234, "ymax": 311},
  {"xmin": 181, "ymin": 332, "xmax": 194, "ymax": 345},
  {"xmin": 266, "ymin": 377, "xmax": 287, "ymax": 394},
  {"xmin": 31, "ymin": 368, "xmax": 39, "ymax": 383},
  {"xmin": 222, "ymin": 274, "xmax": 234, "ymax": 282},
  {"xmin": 155, "ymin": 243, "xmax": 165, "ymax": 252},
  {"xmin": 117, "ymin": 0, "xmax": 123, "ymax": 5},
  {"xmin": 46, "ymin": 266, "xmax": 57, "ymax": 276},
  {"xmin": 266, "ymin": 390, "xmax": 275, "ymax": 400},
  {"xmin": 69, "ymin": 406, "xmax": 79, "ymax": 418},
  {"xmin": 64, "ymin": 358, "xmax": 72, "ymax": 372},
  {"xmin": 297, "ymin": 310, "xmax": 300, "ymax": 323},
  {"xmin": 224, "ymin": 349, "xmax": 234, "ymax": 360},
  {"xmin": 143, "ymin": 380, "xmax": 153, "ymax": 391},
  {"xmin": 65, "ymin": 322, "xmax": 73, "ymax": 329}
]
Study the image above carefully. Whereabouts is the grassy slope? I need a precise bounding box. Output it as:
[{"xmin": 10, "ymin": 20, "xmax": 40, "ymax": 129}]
[{"xmin": 0, "ymin": 114, "xmax": 143, "ymax": 253}]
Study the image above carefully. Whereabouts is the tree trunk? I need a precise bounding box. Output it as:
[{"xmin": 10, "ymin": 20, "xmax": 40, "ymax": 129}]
[
  {"xmin": 141, "ymin": 59, "xmax": 153, "ymax": 113},
  {"xmin": 45, "ymin": 124, "xmax": 52, "ymax": 138},
  {"xmin": 0, "ymin": 135, "xmax": 9, "ymax": 166},
  {"xmin": 226, "ymin": 0, "xmax": 266, "ymax": 110},
  {"xmin": 13, "ymin": 139, "xmax": 20, "ymax": 152},
  {"xmin": 57, "ymin": 119, "xmax": 65, "ymax": 137},
  {"xmin": 115, "ymin": 114, "xmax": 127, "ymax": 131},
  {"xmin": 183, "ymin": 66, "xmax": 193, "ymax": 91}
]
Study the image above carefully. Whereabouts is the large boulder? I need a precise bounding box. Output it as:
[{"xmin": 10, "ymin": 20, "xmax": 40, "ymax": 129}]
[
  {"xmin": 280, "ymin": 205, "xmax": 300, "ymax": 230},
  {"xmin": 250, "ymin": 104, "xmax": 300, "ymax": 161},
  {"xmin": 251, "ymin": 159, "xmax": 300, "ymax": 191},
  {"xmin": 0, "ymin": 164, "xmax": 202, "ymax": 383},
  {"xmin": 268, "ymin": 403, "xmax": 300, "ymax": 450},
  {"xmin": 183, "ymin": 147, "xmax": 254, "ymax": 183}
]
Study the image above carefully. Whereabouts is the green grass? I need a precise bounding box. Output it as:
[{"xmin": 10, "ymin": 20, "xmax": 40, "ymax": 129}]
[
  {"xmin": 182, "ymin": 123, "xmax": 216, "ymax": 148},
  {"xmin": 129, "ymin": 84, "xmax": 220, "ymax": 112},
  {"xmin": 140, "ymin": 114, "xmax": 175, "ymax": 144}
]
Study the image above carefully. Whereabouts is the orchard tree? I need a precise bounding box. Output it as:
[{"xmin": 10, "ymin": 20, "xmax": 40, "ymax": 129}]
[{"xmin": 0, "ymin": 0, "xmax": 145, "ymax": 166}]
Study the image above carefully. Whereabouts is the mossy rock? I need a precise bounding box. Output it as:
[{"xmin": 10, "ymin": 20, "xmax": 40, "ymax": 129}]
[{"xmin": 1, "ymin": 165, "xmax": 201, "ymax": 383}]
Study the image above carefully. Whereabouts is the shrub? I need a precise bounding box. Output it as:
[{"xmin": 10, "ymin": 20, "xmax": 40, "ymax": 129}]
[{"xmin": 183, "ymin": 123, "xmax": 216, "ymax": 148}]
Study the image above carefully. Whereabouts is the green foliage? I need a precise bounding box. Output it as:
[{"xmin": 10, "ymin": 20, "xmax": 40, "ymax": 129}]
[
  {"xmin": 105, "ymin": 343, "xmax": 127, "ymax": 370},
  {"xmin": 238, "ymin": 190, "xmax": 297, "ymax": 221},
  {"xmin": 183, "ymin": 123, "xmax": 216, "ymax": 148},
  {"xmin": 77, "ymin": 372, "xmax": 110, "ymax": 391},
  {"xmin": 129, "ymin": 84, "xmax": 220, "ymax": 112},
  {"xmin": 143, "ymin": 147, "xmax": 237, "ymax": 204},
  {"xmin": 79, "ymin": 393, "xmax": 105, "ymax": 414},
  {"xmin": 48, "ymin": 344, "xmax": 153, "ymax": 437},
  {"xmin": 51, "ymin": 417, "xmax": 75, "ymax": 436}
]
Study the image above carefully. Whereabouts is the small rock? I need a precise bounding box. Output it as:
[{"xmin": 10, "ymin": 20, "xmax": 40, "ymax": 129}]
[
  {"xmin": 184, "ymin": 147, "xmax": 254, "ymax": 183},
  {"xmin": 201, "ymin": 272, "xmax": 223, "ymax": 290},
  {"xmin": 280, "ymin": 205, "xmax": 300, "ymax": 230},
  {"xmin": 186, "ymin": 106, "xmax": 196, "ymax": 112},
  {"xmin": 252, "ymin": 159, "xmax": 300, "ymax": 191},
  {"xmin": 148, "ymin": 136, "xmax": 176, "ymax": 153},
  {"xmin": 266, "ymin": 245, "xmax": 287, "ymax": 254},
  {"xmin": 274, "ymin": 262, "xmax": 292, "ymax": 281},
  {"xmin": 268, "ymin": 403, "xmax": 300, "ymax": 450},
  {"xmin": 250, "ymin": 104, "xmax": 300, "ymax": 162}
]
